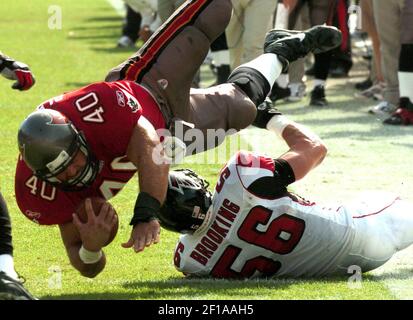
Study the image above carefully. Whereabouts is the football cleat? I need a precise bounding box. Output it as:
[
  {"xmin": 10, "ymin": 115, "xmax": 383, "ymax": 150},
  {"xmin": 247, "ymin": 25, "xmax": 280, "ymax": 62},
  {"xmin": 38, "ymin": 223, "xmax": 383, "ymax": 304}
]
[
  {"xmin": 383, "ymin": 99, "xmax": 413, "ymax": 125},
  {"xmin": 117, "ymin": 36, "xmax": 135, "ymax": 48},
  {"xmin": 355, "ymin": 78, "xmax": 373, "ymax": 91},
  {"xmin": 310, "ymin": 85, "xmax": 328, "ymax": 107},
  {"xmin": 383, "ymin": 108, "xmax": 413, "ymax": 125},
  {"xmin": 269, "ymin": 83, "xmax": 291, "ymax": 102},
  {"xmin": 355, "ymin": 82, "xmax": 385, "ymax": 100},
  {"xmin": 264, "ymin": 25, "xmax": 342, "ymax": 71},
  {"xmin": 287, "ymin": 82, "xmax": 307, "ymax": 102},
  {"xmin": 368, "ymin": 101, "xmax": 397, "ymax": 116},
  {"xmin": 0, "ymin": 271, "xmax": 36, "ymax": 300}
]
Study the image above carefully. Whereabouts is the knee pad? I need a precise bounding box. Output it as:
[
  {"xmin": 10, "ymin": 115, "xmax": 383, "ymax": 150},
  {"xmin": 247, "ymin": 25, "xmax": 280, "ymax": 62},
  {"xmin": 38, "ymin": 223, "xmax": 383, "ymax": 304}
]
[{"xmin": 227, "ymin": 67, "xmax": 271, "ymax": 107}]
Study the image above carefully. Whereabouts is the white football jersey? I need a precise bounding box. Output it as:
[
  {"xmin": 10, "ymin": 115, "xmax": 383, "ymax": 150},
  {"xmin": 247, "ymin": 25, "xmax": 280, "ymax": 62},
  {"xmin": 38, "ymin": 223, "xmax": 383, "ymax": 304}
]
[{"xmin": 173, "ymin": 151, "xmax": 357, "ymax": 278}]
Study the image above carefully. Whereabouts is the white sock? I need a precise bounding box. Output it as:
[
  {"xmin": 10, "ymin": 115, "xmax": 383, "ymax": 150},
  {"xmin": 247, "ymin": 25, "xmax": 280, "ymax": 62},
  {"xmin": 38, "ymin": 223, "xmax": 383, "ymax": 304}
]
[
  {"xmin": 289, "ymin": 82, "xmax": 305, "ymax": 92},
  {"xmin": 237, "ymin": 53, "xmax": 283, "ymax": 88},
  {"xmin": 398, "ymin": 72, "xmax": 413, "ymax": 102},
  {"xmin": 276, "ymin": 73, "xmax": 289, "ymax": 88},
  {"xmin": 0, "ymin": 254, "xmax": 18, "ymax": 280},
  {"xmin": 314, "ymin": 79, "xmax": 326, "ymax": 88}
]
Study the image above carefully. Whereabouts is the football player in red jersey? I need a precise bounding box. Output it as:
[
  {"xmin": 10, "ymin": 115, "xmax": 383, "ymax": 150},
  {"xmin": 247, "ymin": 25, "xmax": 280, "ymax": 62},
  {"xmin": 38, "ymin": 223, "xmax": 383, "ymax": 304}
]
[
  {"xmin": 159, "ymin": 113, "xmax": 413, "ymax": 279},
  {"xmin": 16, "ymin": 0, "xmax": 341, "ymax": 278},
  {"xmin": 0, "ymin": 52, "xmax": 36, "ymax": 299}
]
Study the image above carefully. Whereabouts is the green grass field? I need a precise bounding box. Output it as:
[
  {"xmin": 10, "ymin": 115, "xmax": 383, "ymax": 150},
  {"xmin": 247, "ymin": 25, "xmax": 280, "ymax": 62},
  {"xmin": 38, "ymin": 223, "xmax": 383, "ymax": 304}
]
[{"xmin": 1, "ymin": 0, "xmax": 412, "ymax": 300}]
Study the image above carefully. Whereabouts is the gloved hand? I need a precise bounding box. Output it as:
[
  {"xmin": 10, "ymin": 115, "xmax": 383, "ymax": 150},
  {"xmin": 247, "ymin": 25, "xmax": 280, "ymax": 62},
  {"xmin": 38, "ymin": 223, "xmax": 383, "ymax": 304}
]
[
  {"xmin": 0, "ymin": 55, "xmax": 35, "ymax": 91},
  {"xmin": 253, "ymin": 97, "xmax": 282, "ymax": 129}
]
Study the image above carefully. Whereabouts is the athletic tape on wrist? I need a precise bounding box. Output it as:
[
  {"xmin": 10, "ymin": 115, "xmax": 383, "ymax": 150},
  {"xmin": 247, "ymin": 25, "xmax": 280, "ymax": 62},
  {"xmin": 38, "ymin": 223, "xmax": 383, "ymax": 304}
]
[
  {"xmin": 266, "ymin": 115, "xmax": 292, "ymax": 137},
  {"xmin": 79, "ymin": 245, "xmax": 102, "ymax": 264}
]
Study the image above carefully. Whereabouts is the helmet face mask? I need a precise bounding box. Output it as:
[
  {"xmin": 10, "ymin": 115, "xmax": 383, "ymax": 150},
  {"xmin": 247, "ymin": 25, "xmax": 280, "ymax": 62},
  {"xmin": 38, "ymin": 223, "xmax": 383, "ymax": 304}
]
[
  {"xmin": 159, "ymin": 169, "xmax": 213, "ymax": 234},
  {"xmin": 18, "ymin": 109, "xmax": 100, "ymax": 191},
  {"xmin": 43, "ymin": 134, "xmax": 100, "ymax": 191}
]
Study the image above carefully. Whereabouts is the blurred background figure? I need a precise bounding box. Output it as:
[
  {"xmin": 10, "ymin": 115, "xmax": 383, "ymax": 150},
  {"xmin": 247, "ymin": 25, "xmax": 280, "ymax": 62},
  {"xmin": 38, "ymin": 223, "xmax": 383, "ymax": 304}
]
[
  {"xmin": 118, "ymin": 0, "xmax": 412, "ymax": 123},
  {"xmin": 270, "ymin": 2, "xmax": 309, "ymax": 103},
  {"xmin": 226, "ymin": 0, "xmax": 278, "ymax": 109},
  {"xmin": 286, "ymin": 0, "xmax": 338, "ymax": 107},
  {"xmin": 368, "ymin": 0, "xmax": 404, "ymax": 116},
  {"xmin": 157, "ymin": 0, "xmax": 185, "ymax": 21},
  {"xmin": 209, "ymin": 32, "xmax": 231, "ymax": 86},
  {"xmin": 226, "ymin": 0, "xmax": 279, "ymax": 70},
  {"xmin": 117, "ymin": 4, "xmax": 141, "ymax": 48},
  {"xmin": 354, "ymin": 0, "xmax": 385, "ymax": 101},
  {"xmin": 117, "ymin": 0, "xmax": 161, "ymax": 48},
  {"xmin": 383, "ymin": 0, "xmax": 413, "ymax": 126},
  {"xmin": 323, "ymin": 0, "xmax": 353, "ymax": 79}
]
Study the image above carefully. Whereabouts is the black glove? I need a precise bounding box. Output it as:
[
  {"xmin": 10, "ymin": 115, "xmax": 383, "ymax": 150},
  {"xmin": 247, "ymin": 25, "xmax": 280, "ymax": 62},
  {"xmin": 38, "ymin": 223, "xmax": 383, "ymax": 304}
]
[
  {"xmin": 129, "ymin": 192, "xmax": 160, "ymax": 227},
  {"xmin": 253, "ymin": 97, "xmax": 282, "ymax": 129},
  {"xmin": 0, "ymin": 54, "xmax": 35, "ymax": 90}
]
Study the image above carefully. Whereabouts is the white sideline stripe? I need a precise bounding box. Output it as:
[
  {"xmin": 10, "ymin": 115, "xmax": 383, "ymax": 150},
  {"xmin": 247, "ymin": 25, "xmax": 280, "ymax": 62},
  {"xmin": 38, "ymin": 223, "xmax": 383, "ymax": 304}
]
[{"xmin": 106, "ymin": 0, "xmax": 125, "ymax": 16}]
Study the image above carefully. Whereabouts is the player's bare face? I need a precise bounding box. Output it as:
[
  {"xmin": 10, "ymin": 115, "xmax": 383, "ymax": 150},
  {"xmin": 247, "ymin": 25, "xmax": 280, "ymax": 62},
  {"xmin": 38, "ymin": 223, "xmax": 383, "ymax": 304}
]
[{"xmin": 56, "ymin": 150, "xmax": 87, "ymax": 182}]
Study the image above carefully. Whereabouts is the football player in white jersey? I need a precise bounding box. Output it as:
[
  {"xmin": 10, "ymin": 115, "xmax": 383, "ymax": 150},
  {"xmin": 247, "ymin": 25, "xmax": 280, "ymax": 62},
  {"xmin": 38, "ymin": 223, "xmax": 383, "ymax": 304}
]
[{"xmin": 157, "ymin": 110, "xmax": 413, "ymax": 278}]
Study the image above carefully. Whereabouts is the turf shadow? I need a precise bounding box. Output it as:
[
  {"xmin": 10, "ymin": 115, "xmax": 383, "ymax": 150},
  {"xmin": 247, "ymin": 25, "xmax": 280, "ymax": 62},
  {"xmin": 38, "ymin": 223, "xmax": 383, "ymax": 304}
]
[{"xmin": 39, "ymin": 275, "xmax": 366, "ymax": 300}]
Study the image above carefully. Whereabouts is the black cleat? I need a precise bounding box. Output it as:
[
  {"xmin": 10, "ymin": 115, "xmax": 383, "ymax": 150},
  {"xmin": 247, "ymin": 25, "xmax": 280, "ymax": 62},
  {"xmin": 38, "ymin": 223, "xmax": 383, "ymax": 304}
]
[
  {"xmin": 0, "ymin": 271, "xmax": 36, "ymax": 300},
  {"xmin": 264, "ymin": 25, "xmax": 342, "ymax": 71},
  {"xmin": 383, "ymin": 108, "xmax": 413, "ymax": 125},
  {"xmin": 310, "ymin": 85, "xmax": 328, "ymax": 107},
  {"xmin": 355, "ymin": 78, "xmax": 373, "ymax": 91},
  {"xmin": 269, "ymin": 83, "xmax": 291, "ymax": 102}
]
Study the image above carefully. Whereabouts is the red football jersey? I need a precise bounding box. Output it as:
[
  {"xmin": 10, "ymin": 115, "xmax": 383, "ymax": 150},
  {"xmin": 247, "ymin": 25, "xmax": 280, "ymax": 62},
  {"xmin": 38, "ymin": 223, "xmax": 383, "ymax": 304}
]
[{"xmin": 15, "ymin": 80, "xmax": 166, "ymax": 225}]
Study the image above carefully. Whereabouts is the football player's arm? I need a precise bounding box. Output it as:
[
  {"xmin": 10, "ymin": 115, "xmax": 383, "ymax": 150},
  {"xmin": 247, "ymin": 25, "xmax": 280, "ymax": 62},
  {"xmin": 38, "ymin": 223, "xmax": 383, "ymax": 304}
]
[
  {"xmin": 247, "ymin": 119, "xmax": 326, "ymax": 198},
  {"xmin": 269, "ymin": 115, "xmax": 327, "ymax": 181},
  {"xmin": 58, "ymin": 222, "xmax": 106, "ymax": 278},
  {"xmin": 123, "ymin": 115, "xmax": 170, "ymax": 253}
]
